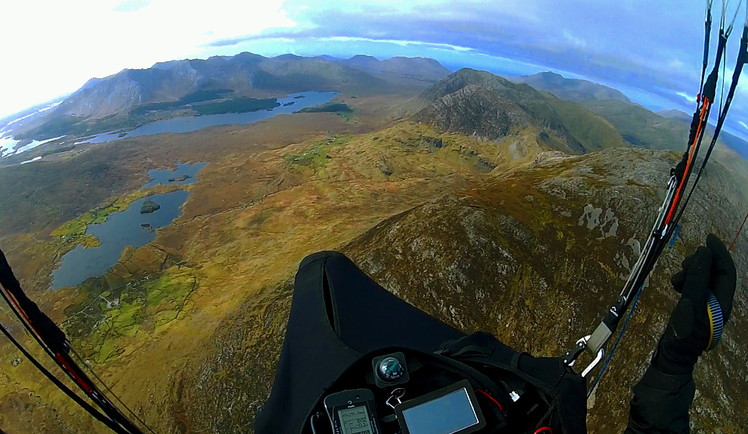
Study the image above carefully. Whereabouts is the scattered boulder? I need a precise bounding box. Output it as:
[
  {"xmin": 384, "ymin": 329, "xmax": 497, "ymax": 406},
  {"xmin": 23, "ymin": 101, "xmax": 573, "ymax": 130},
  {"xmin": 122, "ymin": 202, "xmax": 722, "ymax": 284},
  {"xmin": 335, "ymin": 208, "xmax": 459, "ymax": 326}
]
[
  {"xmin": 168, "ymin": 175, "xmax": 191, "ymax": 182},
  {"xmin": 140, "ymin": 200, "xmax": 160, "ymax": 214}
]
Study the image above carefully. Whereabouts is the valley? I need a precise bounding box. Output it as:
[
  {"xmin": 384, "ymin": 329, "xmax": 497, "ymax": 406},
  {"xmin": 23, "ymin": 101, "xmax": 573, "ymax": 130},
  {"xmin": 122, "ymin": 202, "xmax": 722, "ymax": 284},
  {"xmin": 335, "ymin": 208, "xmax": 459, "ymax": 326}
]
[{"xmin": 0, "ymin": 55, "xmax": 746, "ymax": 433}]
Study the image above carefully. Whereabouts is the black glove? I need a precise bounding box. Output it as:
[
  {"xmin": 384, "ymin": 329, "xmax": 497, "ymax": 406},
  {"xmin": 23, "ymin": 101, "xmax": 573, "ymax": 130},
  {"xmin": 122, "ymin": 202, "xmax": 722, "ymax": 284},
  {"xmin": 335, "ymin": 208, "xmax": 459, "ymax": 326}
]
[
  {"xmin": 653, "ymin": 234, "xmax": 736, "ymax": 375},
  {"xmin": 673, "ymin": 153, "xmax": 687, "ymax": 182}
]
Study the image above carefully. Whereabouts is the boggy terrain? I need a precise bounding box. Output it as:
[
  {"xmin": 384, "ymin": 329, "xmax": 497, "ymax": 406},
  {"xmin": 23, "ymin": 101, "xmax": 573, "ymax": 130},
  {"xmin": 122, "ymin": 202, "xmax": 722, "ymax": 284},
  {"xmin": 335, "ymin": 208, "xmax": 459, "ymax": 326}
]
[{"xmin": 0, "ymin": 68, "xmax": 746, "ymax": 433}]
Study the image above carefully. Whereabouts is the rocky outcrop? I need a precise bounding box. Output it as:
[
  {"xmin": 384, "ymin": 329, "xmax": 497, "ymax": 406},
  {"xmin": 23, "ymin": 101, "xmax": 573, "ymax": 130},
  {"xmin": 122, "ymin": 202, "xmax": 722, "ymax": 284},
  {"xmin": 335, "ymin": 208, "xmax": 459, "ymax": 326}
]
[
  {"xmin": 140, "ymin": 199, "xmax": 160, "ymax": 214},
  {"xmin": 414, "ymin": 69, "xmax": 626, "ymax": 154},
  {"xmin": 176, "ymin": 147, "xmax": 747, "ymax": 432}
]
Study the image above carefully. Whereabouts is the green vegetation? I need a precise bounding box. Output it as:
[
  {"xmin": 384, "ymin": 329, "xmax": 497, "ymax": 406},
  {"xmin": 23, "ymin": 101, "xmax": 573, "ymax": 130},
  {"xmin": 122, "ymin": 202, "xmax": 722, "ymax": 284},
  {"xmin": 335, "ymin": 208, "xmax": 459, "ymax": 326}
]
[
  {"xmin": 21, "ymin": 89, "xmax": 265, "ymax": 140},
  {"xmin": 18, "ymin": 114, "xmax": 144, "ymax": 142},
  {"xmin": 50, "ymin": 184, "xmax": 180, "ymax": 240},
  {"xmin": 193, "ymin": 97, "xmax": 280, "ymax": 115},
  {"xmin": 79, "ymin": 234, "xmax": 101, "ymax": 248},
  {"xmin": 283, "ymin": 136, "xmax": 349, "ymax": 171},
  {"xmin": 130, "ymin": 101, "xmax": 184, "ymax": 114},
  {"xmin": 580, "ymin": 99, "xmax": 689, "ymax": 151},
  {"xmin": 130, "ymin": 89, "xmax": 235, "ymax": 114},
  {"xmin": 14, "ymin": 115, "xmax": 90, "ymax": 141},
  {"xmin": 337, "ymin": 111, "xmax": 354, "ymax": 122},
  {"xmin": 297, "ymin": 102, "xmax": 354, "ymax": 122},
  {"xmin": 179, "ymin": 89, "xmax": 234, "ymax": 104},
  {"xmin": 297, "ymin": 102, "xmax": 352, "ymax": 113},
  {"xmin": 63, "ymin": 264, "xmax": 198, "ymax": 363},
  {"xmin": 545, "ymin": 98, "xmax": 626, "ymax": 151},
  {"xmin": 40, "ymin": 145, "xmax": 76, "ymax": 157}
]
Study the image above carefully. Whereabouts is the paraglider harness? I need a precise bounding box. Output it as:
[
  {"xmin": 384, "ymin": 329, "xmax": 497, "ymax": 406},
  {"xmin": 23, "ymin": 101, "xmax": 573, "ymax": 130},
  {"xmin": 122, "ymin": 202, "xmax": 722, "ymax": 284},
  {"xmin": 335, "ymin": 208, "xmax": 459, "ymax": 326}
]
[
  {"xmin": 258, "ymin": 3, "xmax": 748, "ymax": 432},
  {"xmin": 254, "ymin": 251, "xmax": 586, "ymax": 434}
]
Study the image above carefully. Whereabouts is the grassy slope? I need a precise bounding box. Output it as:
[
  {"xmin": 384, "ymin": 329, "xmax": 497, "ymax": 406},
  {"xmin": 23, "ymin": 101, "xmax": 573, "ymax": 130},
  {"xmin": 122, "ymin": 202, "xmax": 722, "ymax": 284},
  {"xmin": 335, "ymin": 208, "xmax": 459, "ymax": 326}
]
[
  {"xmin": 0, "ymin": 112, "xmax": 549, "ymax": 431},
  {"xmin": 580, "ymin": 99, "xmax": 690, "ymax": 151},
  {"xmin": 581, "ymin": 98, "xmax": 748, "ymax": 205},
  {"xmin": 162, "ymin": 122, "xmax": 550, "ymax": 431},
  {"xmin": 2, "ymin": 90, "xmax": 496, "ymax": 426},
  {"xmin": 545, "ymin": 97, "xmax": 627, "ymax": 151},
  {"xmin": 0, "ymin": 96, "xmax": 380, "ymax": 431},
  {"xmin": 0, "ymin": 86, "xmax": 745, "ymax": 433}
]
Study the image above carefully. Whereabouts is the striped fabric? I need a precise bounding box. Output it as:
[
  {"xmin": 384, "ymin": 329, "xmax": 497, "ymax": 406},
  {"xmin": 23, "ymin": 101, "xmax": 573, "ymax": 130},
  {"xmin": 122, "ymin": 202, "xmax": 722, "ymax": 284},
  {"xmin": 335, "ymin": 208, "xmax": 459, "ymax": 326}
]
[{"xmin": 706, "ymin": 292, "xmax": 724, "ymax": 351}]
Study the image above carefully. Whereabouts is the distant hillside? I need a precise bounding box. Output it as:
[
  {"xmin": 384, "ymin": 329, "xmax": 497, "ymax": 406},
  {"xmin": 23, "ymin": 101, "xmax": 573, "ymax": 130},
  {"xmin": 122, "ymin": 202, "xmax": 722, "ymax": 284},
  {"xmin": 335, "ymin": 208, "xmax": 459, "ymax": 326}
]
[
  {"xmin": 61, "ymin": 53, "xmax": 386, "ymax": 120},
  {"xmin": 657, "ymin": 108, "xmax": 692, "ymax": 122},
  {"xmin": 176, "ymin": 144, "xmax": 748, "ymax": 432},
  {"xmin": 511, "ymin": 71, "xmax": 631, "ymax": 103},
  {"xmin": 580, "ymin": 99, "xmax": 690, "ymax": 151},
  {"xmin": 581, "ymin": 98, "xmax": 748, "ymax": 163},
  {"xmin": 413, "ymin": 68, "xmax": 626, "ymax": 154},
  {"xmin": 514, "ymin": 73, "xmax": 748, "ymax": 162},
  {"xmin": 342, "ymin": 55, "xmax": 451, "ymax": 86},
  {"xmin": 8, "ymin": 53, "xmax": 450, "ymax": 142},
  {"xmin": 657, "ymin": 108, "xmax": 748, "ymax": 160}
]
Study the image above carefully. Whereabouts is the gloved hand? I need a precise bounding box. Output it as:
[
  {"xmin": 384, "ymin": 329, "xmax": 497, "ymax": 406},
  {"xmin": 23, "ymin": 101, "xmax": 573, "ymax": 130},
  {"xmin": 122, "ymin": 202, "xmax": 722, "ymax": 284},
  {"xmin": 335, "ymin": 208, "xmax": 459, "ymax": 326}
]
[{"xmin": 653, "ymin": 234, "xmax": 736, "ymax": 375}]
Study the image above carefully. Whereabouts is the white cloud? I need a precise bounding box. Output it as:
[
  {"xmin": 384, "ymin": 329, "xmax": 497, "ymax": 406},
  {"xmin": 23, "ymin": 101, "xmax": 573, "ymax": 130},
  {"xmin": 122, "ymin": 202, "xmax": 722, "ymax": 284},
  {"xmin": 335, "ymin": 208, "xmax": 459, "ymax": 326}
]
[
  {"xmin": 676, "ymin": 91, "xmax": 696, "ymax": 103},
  {"xmin": 0, "ymin": 0, "xmax": 296, "ymax": 118},
  {"xmin": 562, "ymin": 30, "xmax": 588, "ymax": 48},
  {"xmin": 323, "ymin": 36, "xmax": 474, "ymax": 52}
]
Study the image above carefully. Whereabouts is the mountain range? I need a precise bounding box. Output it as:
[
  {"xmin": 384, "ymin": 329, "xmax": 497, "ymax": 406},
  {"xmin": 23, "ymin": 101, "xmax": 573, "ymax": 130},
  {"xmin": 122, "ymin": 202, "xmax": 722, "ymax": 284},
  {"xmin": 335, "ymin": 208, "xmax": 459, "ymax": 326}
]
[
  {"xmin": 1, "ymin": 53, "xmax": 449, "ymax": 144},
  {"xmin": 510, "ymin": 71, "xmax": 631, "ymax": 103},
  {"xmin": 3, "ymin": 51, "xmax": 748, "ymax": 161},
  {"xmin": 0, "ymin": 53, "xmax": 746, "ymax": 433}
]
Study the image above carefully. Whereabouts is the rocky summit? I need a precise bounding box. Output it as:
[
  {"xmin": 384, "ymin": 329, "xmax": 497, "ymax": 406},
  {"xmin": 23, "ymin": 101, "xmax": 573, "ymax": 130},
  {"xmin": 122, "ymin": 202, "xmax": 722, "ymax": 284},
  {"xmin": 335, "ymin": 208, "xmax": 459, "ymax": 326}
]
[{"xmin": 0, "ymin": 56, "xmax": 745, "ymax": 433}]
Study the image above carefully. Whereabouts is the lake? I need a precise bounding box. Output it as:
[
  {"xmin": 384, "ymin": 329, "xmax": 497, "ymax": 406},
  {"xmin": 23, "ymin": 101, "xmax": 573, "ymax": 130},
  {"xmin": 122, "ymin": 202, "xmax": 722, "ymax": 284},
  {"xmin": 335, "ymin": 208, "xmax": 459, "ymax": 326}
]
[
  {"xmin": 83, "ymin": 91, "xmax": 336, "ymax": 144},
  {"xmin": 143, "ymin": 162, "xmax": 208, "ymax": 188},
  {"xmin": 51, "ymin": 162, "xmax": 206, "ymax": 289}
]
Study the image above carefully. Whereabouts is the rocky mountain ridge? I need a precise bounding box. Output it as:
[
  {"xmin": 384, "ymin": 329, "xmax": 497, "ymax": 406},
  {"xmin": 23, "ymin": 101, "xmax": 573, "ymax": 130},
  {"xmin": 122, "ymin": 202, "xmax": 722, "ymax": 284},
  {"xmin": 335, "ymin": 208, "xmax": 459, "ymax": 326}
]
[
  {"xmin": 0, "ymin": 60, "xmax": 746, "ymax": 434},
  {"xmin": 414, "ymin": 68, "xmax": 627, "ymax": 153},
  {"xmin": 7, "ymin": 53, "xmax": 449, "ymax": 142},
  {"xmin": 177, "ymin": 145, "xmax": 748, "ymax": 432}
]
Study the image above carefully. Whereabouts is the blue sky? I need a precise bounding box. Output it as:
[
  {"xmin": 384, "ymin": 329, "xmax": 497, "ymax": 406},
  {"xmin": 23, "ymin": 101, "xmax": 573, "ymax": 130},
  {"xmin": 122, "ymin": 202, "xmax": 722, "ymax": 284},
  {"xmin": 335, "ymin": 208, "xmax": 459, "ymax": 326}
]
[{"xmin": 2, "ymin": 0, "xmax": 748, "ymax": 141}]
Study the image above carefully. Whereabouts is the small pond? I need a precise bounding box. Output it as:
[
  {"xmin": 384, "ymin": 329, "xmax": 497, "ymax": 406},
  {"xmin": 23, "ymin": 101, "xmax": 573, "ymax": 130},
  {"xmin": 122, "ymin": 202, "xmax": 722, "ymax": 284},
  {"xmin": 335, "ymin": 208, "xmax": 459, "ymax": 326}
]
[{"xmin": 51, "ymin": 162, "xmax": 206, "ymax": 289}]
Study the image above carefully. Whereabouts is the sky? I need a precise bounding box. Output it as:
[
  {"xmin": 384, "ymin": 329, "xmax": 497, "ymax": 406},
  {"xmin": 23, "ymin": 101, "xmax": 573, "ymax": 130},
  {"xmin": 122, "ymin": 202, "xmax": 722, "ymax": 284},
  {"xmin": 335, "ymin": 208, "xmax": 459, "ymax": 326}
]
[{"xmin": 2, "ymin": 0, "xmax": 748, "ymax": 140}]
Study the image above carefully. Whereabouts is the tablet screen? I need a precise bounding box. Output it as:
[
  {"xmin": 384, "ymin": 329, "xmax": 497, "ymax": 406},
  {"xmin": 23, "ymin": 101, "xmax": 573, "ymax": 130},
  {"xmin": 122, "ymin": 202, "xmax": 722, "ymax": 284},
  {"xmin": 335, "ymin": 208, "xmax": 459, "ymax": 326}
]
[{"xmin": 401, "ymin": 387, "xmax": 480, "ymax": 434}]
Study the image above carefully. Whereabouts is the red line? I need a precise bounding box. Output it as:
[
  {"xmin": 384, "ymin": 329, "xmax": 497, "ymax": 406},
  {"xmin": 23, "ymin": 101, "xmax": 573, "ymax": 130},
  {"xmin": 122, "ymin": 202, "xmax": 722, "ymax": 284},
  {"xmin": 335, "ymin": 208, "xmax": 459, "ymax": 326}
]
[
  {"xmin": 475, "ymin": 389, "xmax": 502, "ymax": 412},
  {"xmin": 665, "ymin": 98, "xmax": 711, "ymax": 225},
  {"xmin": 0, "ymin": 283, "xmax": 36, "ymax": 334},
  {"xmin": 729, "ymin": 210, "xmax": 748, "ymax": 251},
  {"xmin": 55, "ymin": 353, "xmax": 94, "ymax": 394}
]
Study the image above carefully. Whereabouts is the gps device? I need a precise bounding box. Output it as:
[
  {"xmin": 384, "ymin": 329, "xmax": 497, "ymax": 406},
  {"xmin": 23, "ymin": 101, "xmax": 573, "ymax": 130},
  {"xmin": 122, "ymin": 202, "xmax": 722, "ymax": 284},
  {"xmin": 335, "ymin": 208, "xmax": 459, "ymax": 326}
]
[
  {"xmin": 395, "ymin": 380, "xmax": 486, "ymax": 434},
  {"xmin": 323, "ymin": 388, "xmax": 381, "ymax": 434}
]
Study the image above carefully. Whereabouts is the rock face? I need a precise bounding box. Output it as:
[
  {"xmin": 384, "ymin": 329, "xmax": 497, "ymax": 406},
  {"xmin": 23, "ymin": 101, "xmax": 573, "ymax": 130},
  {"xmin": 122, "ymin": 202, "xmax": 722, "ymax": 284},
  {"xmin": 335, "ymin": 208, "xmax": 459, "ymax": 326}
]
[
  {"xmin": 175, "ymin": 147, "xmax": 748, "ymax": 432},
  {"xmin": 8, "ymin": 53, "xmax": 455, "ymax": 141},
  {"xmin": 413, "ymin": 69, "xmax": 627, "ymax": 153},
  {"xmin": 140, "ymin": 199, "xmax": 160, "ymax": 214},
  {"xmin": 44, "ymin": 53, "xmax": 450, "ymax": 123},
  {"xmin": 168, "ymin": 175, "xmax": 190, "ymax": 183},
  {"xmin": 4, "ymin": 62, "xmax": 746, "ymax": 434}
]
